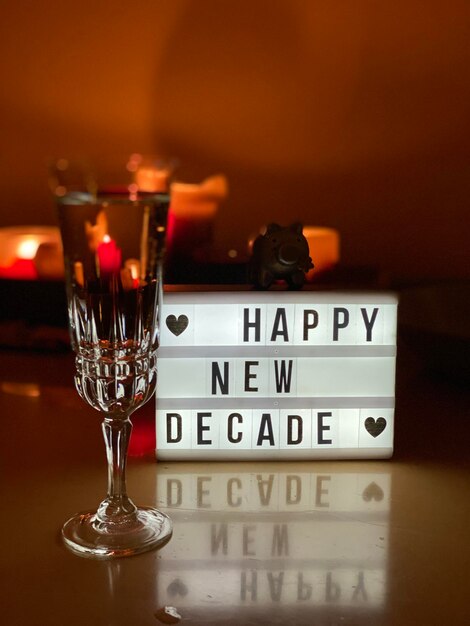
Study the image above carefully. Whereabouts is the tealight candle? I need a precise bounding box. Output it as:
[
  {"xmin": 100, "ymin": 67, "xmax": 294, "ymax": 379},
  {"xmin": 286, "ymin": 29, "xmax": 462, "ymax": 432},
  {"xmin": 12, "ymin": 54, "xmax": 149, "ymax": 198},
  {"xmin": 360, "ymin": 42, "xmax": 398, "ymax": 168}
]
[
  {"xmin": 120, "ymin": 259, "xmax": 141, "ymax": 290},
  {"xmin": 135, "ymin": 166, "xmax": 170, "ymax": 193},
  {"xmin": 302, "ymin": 226, "xmax": 340, "ymax": 280},
  {"xmin": 166, "ymin": 175, "xmax": 228, "ymax": 264},
  {"xmin": 0, "ymin": 226, "xmax": 62, "ymax": 280}
]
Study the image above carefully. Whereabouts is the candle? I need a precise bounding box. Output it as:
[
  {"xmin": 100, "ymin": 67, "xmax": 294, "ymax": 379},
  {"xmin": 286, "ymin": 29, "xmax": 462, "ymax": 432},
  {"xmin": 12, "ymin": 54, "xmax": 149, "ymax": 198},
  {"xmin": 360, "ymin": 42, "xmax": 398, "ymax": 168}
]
[
  {"xmin": 74, "ymin": 261, "xmax": 85, "ymax": 287},
  {"xmin": 0, "ymin": 258, "xmax": 37, "ymax": 280},
  {"xmin": 96, "ymin": 235, "xmax": 122, "ymax": 278},
  {"xmin": 35, "ymin": 242, "xmax": 64, "ymax": 280},
  {"xmin": 302, "ymin": 226, "xmax": 340, "ymax": 280},
  {"xmin": 0, "ymin": 226, "xmax": 62, "ymax": 280},
  {"xmin": 247, "ymin": 225, "xmax": 340, "ymax": 282},
  {"xmin": 120, "ymin": 259, "xmax": 141, "ymax": 290},
  {"xmin": 135, "ymin": 166, "xmax": 170, "ymax": 193},
  {"xmin": 167, "ymin": 175, "xmax": 228, "ymax": 264},
  {"xmin": 85, "ymin": 210, "xmax": 108, "ymax": 253}
]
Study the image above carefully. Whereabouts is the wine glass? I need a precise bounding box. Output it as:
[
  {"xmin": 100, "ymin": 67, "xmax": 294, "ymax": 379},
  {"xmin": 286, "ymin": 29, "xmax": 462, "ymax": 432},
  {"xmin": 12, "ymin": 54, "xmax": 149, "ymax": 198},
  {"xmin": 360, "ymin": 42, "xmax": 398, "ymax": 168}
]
[{"xmin": 53, "ymin": 157, "xmax": 173, "ymax": 558}]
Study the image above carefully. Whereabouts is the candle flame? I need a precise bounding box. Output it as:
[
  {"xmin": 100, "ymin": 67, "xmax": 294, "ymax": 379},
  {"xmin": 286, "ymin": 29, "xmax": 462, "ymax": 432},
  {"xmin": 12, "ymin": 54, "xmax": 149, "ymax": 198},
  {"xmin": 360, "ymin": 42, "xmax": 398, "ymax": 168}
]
[{"xmin": 17, "ymin": 238, "xmax": 40, "ymax": 260}]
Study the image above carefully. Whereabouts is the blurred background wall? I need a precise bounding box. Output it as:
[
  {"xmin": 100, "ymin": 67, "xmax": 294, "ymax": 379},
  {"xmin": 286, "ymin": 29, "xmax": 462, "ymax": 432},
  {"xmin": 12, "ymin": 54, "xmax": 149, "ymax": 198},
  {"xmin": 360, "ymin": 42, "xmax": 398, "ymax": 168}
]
[{"xmin": 0, "ymin": 0, "xmax": 469, "ymax": 282}]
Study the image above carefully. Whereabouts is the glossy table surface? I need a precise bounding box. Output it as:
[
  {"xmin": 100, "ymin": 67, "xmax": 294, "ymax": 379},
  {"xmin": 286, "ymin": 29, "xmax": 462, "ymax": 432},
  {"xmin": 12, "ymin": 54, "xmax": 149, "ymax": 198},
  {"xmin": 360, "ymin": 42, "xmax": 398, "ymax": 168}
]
[{"xmin": 0, "ymin": 342, "xmax": 469, "ymax": 626}]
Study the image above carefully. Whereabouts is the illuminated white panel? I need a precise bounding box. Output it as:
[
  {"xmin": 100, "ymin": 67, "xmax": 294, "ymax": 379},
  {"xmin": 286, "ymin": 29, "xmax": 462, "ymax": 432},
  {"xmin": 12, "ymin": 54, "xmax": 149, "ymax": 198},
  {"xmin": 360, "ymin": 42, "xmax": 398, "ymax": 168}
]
[
  {"xmin": 160, "ymin": 303, "xmax": 195, "ymax": 346},
  {"xmin": 279, "ymin": 409, "xmax": 312, "ymax": 450},
  {"xmin": 157, "ymin": 409, "xmax": 192, "ymax": 450},
  {"xmin": 217, "ymin": 408, "xmax": 253, "ymax": 449},
  {"xmin": 160, "ymin": 292, "xmax": 398, "ymax": 347},
  {"xmin": 292, "ymin": 303, "xmax": 329, "ymax": 345},
  {"xmin": 155, "ymin": 409, "xmax": 395, "ymax": 459},
  {"xmin": 190, "ymin": 409, "xmax": 220, "ymax": 450},
  {"xmin": 195, "ymin": 304, "xmax": 239, "ymax": 345},
  {"xmin": 251, "ymin": 409, "xmax": 280, "ymax": 450},
  {"xmin": 358, "ymin": 408, "xmax": 394, "ymax": 449},
  {"xmin": 266, "ymin": 303, "xmax": 296, "ymax": 344},
  {"xmin": 383, "ymin": 304, "xmax": 398, "ymax": 345},
  {"xmin": 157, "ymin": 356, "xmax": 396, "ymax": 398},
  {"xmin": 156, "ymin": 290, "xmax": 398, "ymax": 459},
  {"xmin": 311, "ymin": 408, "xmax": 339, "ymax": 448},
  {"xmin": 234, "ymin": 358, "xmax": 270, "ymax": 397},
  {"xmin": 338, "ymin": 409, "xmax": 360, "ymax": 448},
  {"xmin": 295, "ymin": 357, "xmax": 396, "ymax": 398}
]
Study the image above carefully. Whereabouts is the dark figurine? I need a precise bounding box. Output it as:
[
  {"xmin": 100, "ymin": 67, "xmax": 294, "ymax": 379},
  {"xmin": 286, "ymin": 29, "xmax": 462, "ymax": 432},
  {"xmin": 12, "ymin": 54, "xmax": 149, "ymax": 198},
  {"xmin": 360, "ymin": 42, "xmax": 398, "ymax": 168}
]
[{"xmin": 249, "ymin": 222, "xmax": 314, "ymax": 289}]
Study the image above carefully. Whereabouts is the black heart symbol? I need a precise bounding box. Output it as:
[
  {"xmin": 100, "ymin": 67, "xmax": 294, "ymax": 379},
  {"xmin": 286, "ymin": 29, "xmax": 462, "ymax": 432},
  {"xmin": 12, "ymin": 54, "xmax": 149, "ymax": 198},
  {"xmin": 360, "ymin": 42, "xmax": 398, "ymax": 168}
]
[
  {"xmin": 364, "ymin": 417, "xmax": 387, "ymax": 437},
  {"xmin": 362, "ymin": 481, "xmax": 384, "ymax": 502},
  {"xmin": 167, "ymin": 578, "xmax": 188, "ymax": 597},
  {"xmin": 166, "ymin": 314, "xmax": 189, "ymax": 336}
]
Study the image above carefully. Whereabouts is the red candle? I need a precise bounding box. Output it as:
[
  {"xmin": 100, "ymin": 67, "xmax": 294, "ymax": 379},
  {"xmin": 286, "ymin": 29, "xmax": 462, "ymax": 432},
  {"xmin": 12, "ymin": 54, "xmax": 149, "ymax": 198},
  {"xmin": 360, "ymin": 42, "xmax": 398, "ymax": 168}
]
[
  {"xmin": 96, "ymin": 235, "xmax": 122, "ymax": 278},
  {"xmin": 0, "ymin": 258, "xmax": 37, "ymax": 280}
]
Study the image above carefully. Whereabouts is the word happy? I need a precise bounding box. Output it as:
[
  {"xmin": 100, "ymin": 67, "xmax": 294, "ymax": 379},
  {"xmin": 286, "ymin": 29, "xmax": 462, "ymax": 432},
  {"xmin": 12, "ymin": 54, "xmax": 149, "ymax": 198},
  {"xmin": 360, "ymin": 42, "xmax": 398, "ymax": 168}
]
[{"xmin": 241, "ymin": 306, "xmax": 379, "ymax": 343}]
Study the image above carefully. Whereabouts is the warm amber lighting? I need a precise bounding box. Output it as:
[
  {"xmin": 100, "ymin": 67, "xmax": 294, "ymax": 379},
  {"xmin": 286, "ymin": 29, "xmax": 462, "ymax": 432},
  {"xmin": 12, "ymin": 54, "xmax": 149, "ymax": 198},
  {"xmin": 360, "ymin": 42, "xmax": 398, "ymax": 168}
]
[
  {"xmin": 303, "ymin": 226, "xmax": 340, "ymax": 279},
  {"xmin": 127, "ymin": 183, "xmax": 138, "ymax": 200},
  {"xmin": 246, "ymin": 225, "xmax": 339, "ymax": 280},
  {"xmin": 135, "ymin": 166, "xmax": 170, "ymax": 192},
  {"xmin": 96, "ymin": 234, "xmax": 122, "ymax": 278},
  {"xmin": 125, "ymin": 258, "xmax": 140, "ymax": 280},
  {"xmin": 0, "ymin": 227, "xmax": 62, "ymax": 280},
  {"xmin": 122, "ymin": 258, "xmax": 141, "ymax": 289},
  {"xmin": 17, "ymin": 238, "xmax": 41, "ymax": 260},
  {"xmin": 85, "ymin": 211, "xmax": 108, "ymax": 252},
  {"xmin": 1, "ymin": 382, "xmax": 41, "ymax": 398},
  {"xmin": 74, "ymin": 261, "xmax": 85, "ymax": 287},
  {"xmin": 166, "ymin": 175, "xmax": 229, "ymax": 263},
  {"xmin": 169, "ymin": 175, "xmax": 228, "ymax": 219}
]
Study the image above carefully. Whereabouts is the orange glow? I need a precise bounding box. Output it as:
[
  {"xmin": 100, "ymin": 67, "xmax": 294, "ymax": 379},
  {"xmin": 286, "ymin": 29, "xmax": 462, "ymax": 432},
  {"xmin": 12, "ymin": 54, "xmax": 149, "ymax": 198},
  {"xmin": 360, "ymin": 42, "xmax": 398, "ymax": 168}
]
[
  {"xmin": 121, "ymin": 259, "xmax": 141, "ymax": 289},
  {"xmin": 74, "ymin": 261, "xmax": 84, "ymax": 287},
  {"xmin": 125, "ymin": 258, "xmax": 140, "ymax": 280},
  {"xmin": 97, "ymin": 235, "xmax": 122, "ymax": 278},
  {"xmin": 303, "ymin": 226, "xmax": 340, "ymax": 279},
  {"xmin": 1, "ymin": 382, "xmax": 41, "ymax": 398},
  {"xmin": 17, "ymin": 238, "xmax": 40, "ymax": 260},
  {"xmin": 135, "ymin": 165, "xmax": 170, "ymax": 193},
  {"xmin": 0, "ymin": 227, "xmax": 62, "ymax": 280},
  {"xmin": 169, "ymin": 175, "xmax": 228, "ymax": 219}
]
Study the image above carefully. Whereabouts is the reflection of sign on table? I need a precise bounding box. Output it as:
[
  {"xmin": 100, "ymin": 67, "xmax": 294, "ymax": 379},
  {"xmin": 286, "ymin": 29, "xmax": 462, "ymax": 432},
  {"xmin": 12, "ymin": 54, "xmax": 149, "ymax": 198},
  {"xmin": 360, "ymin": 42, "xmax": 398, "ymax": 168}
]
[
  {"xmin": 156, "ymin": 467, "xmax": 390, "ymax": 614},
  {"xmin": 156, "ymin": 291, "xmax": 397, "ymax": 459}
]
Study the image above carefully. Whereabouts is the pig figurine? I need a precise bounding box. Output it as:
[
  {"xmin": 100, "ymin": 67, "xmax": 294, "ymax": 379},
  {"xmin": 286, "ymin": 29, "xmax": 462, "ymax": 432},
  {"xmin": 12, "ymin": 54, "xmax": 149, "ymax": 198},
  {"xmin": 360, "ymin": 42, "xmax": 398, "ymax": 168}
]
[{"xmin": 249, "ymin": 222, "xmax": 314, "ymax": 289}]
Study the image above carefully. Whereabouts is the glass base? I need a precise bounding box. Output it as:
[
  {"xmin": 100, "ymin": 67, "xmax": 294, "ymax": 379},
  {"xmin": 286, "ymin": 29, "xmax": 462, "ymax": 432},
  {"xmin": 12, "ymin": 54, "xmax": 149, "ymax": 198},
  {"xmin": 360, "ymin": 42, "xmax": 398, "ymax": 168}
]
[{"xmin": 62, "ymin": 507, "xmax": 172, "ymax": 559}]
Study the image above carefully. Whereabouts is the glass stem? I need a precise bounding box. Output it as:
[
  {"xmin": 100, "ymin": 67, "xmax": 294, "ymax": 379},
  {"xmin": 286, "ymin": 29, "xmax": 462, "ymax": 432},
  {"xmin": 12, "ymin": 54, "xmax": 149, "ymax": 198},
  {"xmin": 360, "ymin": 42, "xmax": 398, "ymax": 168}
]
[{"xmin": 97, "ymin": 416, "xmax": 137, "ymax": 524}]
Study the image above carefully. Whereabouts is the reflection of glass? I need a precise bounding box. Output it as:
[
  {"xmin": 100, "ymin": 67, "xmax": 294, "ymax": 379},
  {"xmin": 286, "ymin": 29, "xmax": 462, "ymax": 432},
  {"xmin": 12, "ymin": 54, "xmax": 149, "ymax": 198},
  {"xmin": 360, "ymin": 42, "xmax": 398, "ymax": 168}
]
[
  {"xmin": 55, "ymin": 162, "xmax": 172, "ymax": 558},
  {"xmin": 156, "ymin": 465, "xmax": 390, "ymax": 618}
]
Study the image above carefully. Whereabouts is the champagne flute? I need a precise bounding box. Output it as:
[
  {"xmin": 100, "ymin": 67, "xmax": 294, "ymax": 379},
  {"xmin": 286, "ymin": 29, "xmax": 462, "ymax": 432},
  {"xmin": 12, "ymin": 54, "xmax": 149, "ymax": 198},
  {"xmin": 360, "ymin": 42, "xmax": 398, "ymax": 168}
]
[{"xmin": 54, "ymin": 158, "xmax": 172, "ymax": 558}]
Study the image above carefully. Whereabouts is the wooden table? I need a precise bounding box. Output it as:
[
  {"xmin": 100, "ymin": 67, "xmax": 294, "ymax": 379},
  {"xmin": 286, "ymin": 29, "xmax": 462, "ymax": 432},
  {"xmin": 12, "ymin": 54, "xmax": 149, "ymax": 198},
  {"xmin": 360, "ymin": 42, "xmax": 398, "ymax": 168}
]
[{"xmin": 0, "ymin": 341, "xmax": 469, "ymax": 625}]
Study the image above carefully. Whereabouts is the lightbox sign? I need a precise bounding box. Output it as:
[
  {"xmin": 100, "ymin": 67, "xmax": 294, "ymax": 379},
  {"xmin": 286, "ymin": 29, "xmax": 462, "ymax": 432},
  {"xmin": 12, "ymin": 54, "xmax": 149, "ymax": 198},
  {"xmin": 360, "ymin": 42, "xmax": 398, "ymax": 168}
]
[{"xmin": 156, "ymin": 291, "xmax": 397, "ymax": 460}]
